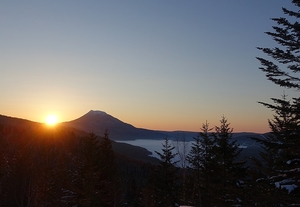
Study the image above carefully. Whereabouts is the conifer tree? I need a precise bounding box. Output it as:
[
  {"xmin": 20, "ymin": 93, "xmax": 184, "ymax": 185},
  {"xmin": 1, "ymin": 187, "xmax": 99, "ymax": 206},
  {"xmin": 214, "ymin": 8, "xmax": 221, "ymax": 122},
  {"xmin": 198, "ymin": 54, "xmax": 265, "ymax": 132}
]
[
  {"xmin": 252, "ymin": 95, "xmax": 300, "ymax": 205},
  {"xmin": 149, "ymin": 136, "xmax": 179, "ymax": 207},
  {"xmin": 99, "ymin": 130, "xmax": 116, "ymax": 176},
  {"xmin": 212, "ymin": 116, "xmax": 246, "ymax": 206},
  {"xmin": 72, "ymin": 133, "xmax": 104, "ymax": 206},
  {"xmin": 255, "ymin": 1, "xmax": 300, "ymax": 205},
  {"xmin": 257, "ymin": 0, "xmax": 300, "ymax": 89},
  {"xmin": 99, "ymin": 129, "xmax": 120, "ymax": 207},
  {"xmin": 186, "ymin": 121, "xmax": 215, "ymax": 207}
]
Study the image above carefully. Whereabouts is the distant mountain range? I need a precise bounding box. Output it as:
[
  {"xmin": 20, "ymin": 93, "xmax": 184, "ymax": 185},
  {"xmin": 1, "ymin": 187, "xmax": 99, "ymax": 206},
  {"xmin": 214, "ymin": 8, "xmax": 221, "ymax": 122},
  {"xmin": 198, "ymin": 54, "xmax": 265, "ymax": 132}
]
[
  {"xmin": 0, "ymin": 112, "xmax": 158, "ymax": 163},
  {"xmin": 0, "ymin": 110, "xmax": 266, "ymax": 164},
  {"xmin": 62, "ymin": 110, "xmax": 169, "ymax": 140},
  {"xmin": 63, "ymin": 110, "xmax": 265, "ymax": 142},
  {"xmin": 62, "ymin": 110, "xmax": 265, "ymax": 162}
]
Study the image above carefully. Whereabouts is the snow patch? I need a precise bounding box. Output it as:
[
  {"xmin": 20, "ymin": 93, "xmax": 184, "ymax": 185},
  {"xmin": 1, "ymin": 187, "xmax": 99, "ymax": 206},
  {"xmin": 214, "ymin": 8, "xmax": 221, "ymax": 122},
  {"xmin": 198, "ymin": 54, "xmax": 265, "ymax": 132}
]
[
  {"xmin": 89, "ymin": 110, "xmax": 107, "ymax": 115},
  {"xmin": 287, "ymin": 159, "xmax": 300, "ymax": 165},
  {"xmin": 275, "ymin": 179, "xmax": 298, "ymax": 193}
]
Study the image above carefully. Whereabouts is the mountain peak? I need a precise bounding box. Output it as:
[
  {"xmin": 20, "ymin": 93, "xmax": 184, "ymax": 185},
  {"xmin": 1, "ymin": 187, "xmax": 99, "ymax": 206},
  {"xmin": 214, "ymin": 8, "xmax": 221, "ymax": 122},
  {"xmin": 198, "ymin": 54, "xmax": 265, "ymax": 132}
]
[
  {"xmin": 63, "ymin": 110, "xmax": 167, "ymax": 140},
  {"xmin": 87, "ymin": 110, "xmax": 107, "ymax": 115},
  {"xmin": 63, "ymin": 110, "xmax": 138, "ymax": 139}
]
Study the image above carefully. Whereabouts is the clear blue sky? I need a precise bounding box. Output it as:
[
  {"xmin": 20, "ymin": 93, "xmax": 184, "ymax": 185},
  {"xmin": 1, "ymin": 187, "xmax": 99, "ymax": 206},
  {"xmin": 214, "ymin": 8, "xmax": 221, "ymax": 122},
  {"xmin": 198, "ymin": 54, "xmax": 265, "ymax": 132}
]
[{"xmin": 0, "ymin": 1, "xmax": 297, "ymax": 132}]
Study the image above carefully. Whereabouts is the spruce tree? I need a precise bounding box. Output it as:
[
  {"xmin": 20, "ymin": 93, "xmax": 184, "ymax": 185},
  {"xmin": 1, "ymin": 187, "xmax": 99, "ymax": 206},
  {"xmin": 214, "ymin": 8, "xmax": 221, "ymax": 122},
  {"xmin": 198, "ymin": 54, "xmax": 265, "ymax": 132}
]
[
  {"xmin": 99, "ymin": 130, "xmax": 116, "ymax": 175},
  {"xmin": 186, "ymin": 121, "xmax": 215, "ymax": 207},
  {"xmin": 255, "ymin": 1, "xmax": 300, "ymax": 205},
  {"xmin": 99, "ymin": 129, "xmax": 120, "ymax": 207},
  {"xmin": 257, "ymin": 0, "xmax": 300, "ymax": 89},
  {"xmin": 252, "ymin": 95, "xmax": 300, "ymax": 205},
  {"xmin": 212, "ymin": 116, "xmax": 246, "ymax": 206},
  {"xmin": 149, "ymin": 136, "xmax": 179, "ymax": 207},
  {"xmin": 72, "ymin": 133, "xmax": 104, "ymax": 207}
]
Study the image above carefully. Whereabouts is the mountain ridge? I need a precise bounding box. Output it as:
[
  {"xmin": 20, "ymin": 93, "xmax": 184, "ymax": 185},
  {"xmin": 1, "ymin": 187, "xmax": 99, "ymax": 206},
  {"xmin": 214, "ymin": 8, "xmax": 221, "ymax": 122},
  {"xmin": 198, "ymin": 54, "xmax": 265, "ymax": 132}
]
[
  {"xmin": 62, "ymin": 110, "xmax": 265, "ymax": 142},
  {"xmin": 63, "ymin": 110, "xmax": 169, "ymax": 140},
  {"xmin": 0, "ymin": 111, "xmax": 265, "ymax": 163},
  {"xmin": 0, "ymin": 113, "xmax": 159, "ymax": 164}
]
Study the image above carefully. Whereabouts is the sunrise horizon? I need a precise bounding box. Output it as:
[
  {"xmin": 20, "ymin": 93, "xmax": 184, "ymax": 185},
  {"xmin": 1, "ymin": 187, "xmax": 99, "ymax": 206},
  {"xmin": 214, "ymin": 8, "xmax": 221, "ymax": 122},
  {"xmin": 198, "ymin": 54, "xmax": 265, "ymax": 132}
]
[
  {"xmin": 0, "ymin": 108, "xmax": 270, "ymax": 134},
  {"xmin": 1, "ymin": 1, "xmax": 294, "ymax": 136},
  {"xmin": 1, "ymin": 1, "xmax": 299, "ymax": 205}
]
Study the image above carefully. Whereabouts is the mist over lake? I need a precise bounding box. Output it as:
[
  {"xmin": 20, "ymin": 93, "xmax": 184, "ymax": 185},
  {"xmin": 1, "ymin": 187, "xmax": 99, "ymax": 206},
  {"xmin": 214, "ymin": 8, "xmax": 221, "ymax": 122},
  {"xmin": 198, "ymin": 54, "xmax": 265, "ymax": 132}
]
[
  {"xmin": 116, "ymin": 139, "xmax": 191, "ymax": 160},
  {"xmin": 116, "ymin": 135, "xmax": 262, "ymax": 168}
]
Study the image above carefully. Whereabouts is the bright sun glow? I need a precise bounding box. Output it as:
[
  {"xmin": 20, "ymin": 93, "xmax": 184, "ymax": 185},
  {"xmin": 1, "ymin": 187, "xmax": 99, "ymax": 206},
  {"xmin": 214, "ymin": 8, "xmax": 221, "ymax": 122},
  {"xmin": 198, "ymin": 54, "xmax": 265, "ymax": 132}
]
[{"xmin": 45, "ymin": 115, "xmax": 58, "ymax": 126}]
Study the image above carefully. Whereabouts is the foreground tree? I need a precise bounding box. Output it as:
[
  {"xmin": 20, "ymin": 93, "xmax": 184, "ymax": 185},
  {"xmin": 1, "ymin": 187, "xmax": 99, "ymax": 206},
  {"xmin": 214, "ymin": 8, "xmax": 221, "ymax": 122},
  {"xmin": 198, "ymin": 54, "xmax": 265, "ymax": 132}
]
[
  {"xmin": 146, "ymin": 136, "xmax": 179, "ymax": 207},
  {"xmin": 252, "ymin": 95, "xmax": 300, "ymax": 205},
  {"xmin": 99, "ymin": 130, "xmax": 121, "ymax": 207},
  {"xmin": 212, "ymin": 116, "xmax": 246, "ymax": 206},
  {"xmin": 257, "ymin": 0, "xmax": 300, "ymax": 89},
  {"xmin": 256, "ymin": 1, "xmax": 300, "ymax": 205},
  {"xmin": 186, "ymin": 121, "xmax": 215, "ymax": 207},
  {"xmin": 72, "ymin": 133, "xmax": 104, "ymax": 206},
  {"xmin": 71, "ymin": 131, "xmax": 120, "ymax": 207}
]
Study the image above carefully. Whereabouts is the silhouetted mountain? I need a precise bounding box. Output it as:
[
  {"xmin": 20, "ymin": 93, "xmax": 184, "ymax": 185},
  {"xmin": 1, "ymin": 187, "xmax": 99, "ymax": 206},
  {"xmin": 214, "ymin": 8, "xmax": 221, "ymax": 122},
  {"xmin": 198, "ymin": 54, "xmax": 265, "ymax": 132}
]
[
  {"xmin": 0, "ymin": 112, "xmax": 265, "ymax": 165},
  {"xmin": 0, "ymin": 113, "xmax": 158, "ymax": 164},
  {"xmin": 63, "ymin": 110, "xmax": 168, "ymax": 140},
  {"xmin": 0, "ymin": 114, "xmax": 41, "ymax": 129},
  {"xmin": 63, "ymin": 110, "xmax": 267, "ymax": 164},
  {"xmin": 63, "ymin": 110, "xmax": 266, "ymax": 142}
]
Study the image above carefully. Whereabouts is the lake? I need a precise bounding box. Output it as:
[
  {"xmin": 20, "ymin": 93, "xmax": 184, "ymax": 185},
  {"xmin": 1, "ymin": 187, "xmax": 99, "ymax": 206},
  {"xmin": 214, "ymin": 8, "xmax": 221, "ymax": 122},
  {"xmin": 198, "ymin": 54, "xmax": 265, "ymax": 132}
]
[
  {"xmin": 116, "ymin": 136, "xmax": 260, "ymax": 167},
  {"xmin": 116, "ymin": 139, "xmax": 193, "ymax": 167}
]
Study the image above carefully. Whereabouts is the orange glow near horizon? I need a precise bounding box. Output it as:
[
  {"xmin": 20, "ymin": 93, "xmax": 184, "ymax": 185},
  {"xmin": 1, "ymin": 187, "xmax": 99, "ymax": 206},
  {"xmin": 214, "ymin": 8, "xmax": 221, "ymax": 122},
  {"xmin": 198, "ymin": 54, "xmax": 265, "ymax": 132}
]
[{"xmin": 4, "ymin": 109, "xmax": 270, "ymax": 133}]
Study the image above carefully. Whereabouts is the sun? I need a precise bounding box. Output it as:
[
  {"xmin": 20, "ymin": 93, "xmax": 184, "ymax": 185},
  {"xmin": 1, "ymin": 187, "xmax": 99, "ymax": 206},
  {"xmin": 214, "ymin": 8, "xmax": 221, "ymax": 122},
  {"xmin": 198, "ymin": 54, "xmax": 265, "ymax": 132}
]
[{"xmin": 45, "ymin": 115, "xmax": 58, "ymax": 126}]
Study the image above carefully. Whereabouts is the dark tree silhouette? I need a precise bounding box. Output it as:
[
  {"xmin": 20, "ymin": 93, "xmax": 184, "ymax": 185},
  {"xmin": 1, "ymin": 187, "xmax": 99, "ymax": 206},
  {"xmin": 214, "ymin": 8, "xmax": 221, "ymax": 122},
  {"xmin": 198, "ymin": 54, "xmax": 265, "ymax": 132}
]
[
  {"xmin": 148, "ymin": 136, "xmax": 179, "ymax": 207},
  {"xmin": 72, "ymin": 133, "xmax": 105, "ymax": 206},
  {"xmin": 255, "ymin": 1, "xmax": 300, "ymax": 205},
  {"xmin": 257, "ymin": 1, "xmax": 300, "ymax": 89},
  {"xmin": 186, "ymin": 121, "xmax": 215, "ymax": 207},
  {"xmin": 99, "ymin": 130, "xmax": 121, "ymax": 207},
  {"xmin": 252, "ymin": 95, "xmax": 300, "ymax": 206},
  {"xmin": 212, "ymin": 116, "xmax": 246, "ymax": 207}
]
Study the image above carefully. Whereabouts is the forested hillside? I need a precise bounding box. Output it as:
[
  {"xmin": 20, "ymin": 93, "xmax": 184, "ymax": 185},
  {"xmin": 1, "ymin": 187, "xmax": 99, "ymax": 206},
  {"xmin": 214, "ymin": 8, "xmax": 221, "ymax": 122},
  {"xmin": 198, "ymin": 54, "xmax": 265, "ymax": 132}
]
[
  {"xmin": 0, "ymin": 1, "xmax": 300, "ymax": 205},
  {"xmin": 0, "ymin": 112, "xmax": 299, "ymax": 206},
  {"xmin": 0, "ymin": 120, "xmax": 156, "ymax": 206}
]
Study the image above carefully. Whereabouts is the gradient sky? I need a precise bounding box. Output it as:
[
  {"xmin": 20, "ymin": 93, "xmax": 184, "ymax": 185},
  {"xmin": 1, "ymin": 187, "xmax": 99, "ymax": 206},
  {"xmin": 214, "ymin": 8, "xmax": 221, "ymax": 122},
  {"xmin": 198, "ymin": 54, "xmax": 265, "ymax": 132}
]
[{"xmin": 0, "ymin": 1, "xmax": 297, "ymax": 133}]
